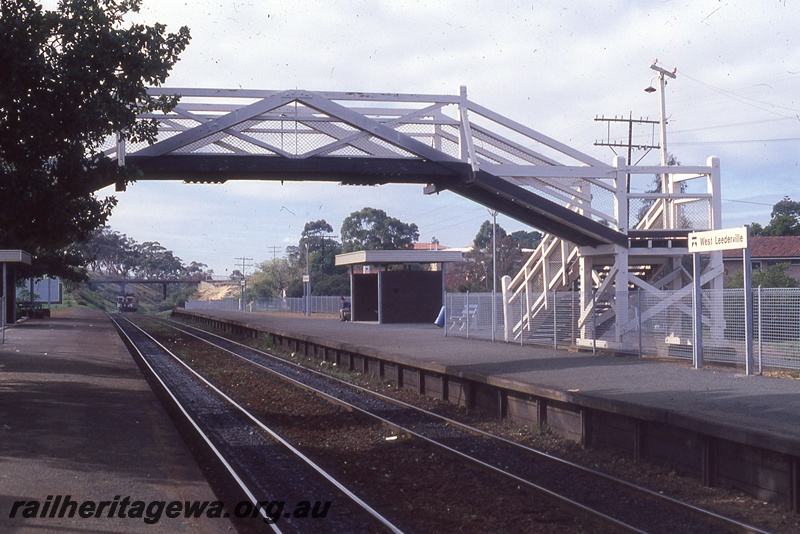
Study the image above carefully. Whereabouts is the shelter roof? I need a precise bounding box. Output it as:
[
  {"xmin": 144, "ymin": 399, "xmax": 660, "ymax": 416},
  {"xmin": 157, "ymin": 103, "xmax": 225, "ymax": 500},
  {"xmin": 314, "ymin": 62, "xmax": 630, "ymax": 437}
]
[
  {"xmin": 335, "ymin": 249, "xmax": 463, "ymax": 266},
  {"xmin": 0, "ymin": 250, "xmax": 32, "ymax": 265}
]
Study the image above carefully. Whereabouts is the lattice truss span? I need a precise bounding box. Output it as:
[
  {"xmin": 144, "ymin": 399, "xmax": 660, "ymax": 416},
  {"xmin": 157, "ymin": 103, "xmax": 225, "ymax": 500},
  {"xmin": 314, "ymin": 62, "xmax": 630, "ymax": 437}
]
[
  {"xmin": 104, "ymin": 87, "xmax": 725, "ymax": 350},
  {"xmin": 101, "ymin": 88, "xmax": 627, "ymax": 244},
  {"xmin": 107, "ymin": 88, "xmax": 718, "ymax": 243},
  {"xmin": 110, "ymin": 86, "xmax": 606, "ymax": 166}
]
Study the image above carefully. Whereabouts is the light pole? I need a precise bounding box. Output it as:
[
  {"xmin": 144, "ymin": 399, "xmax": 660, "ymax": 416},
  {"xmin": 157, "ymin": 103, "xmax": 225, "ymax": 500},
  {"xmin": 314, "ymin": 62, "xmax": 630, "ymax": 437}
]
[
  {"xmin": 234, "ymin": 257, "xmax": 252, "ymax": 311},
  {"xmin": 489, "ymin": 209, "xmax": 498, "ymax": 342},
  {"xmin": 304, "ymin": 242, "xmax": 310, "ymax": 316},
  {"xmin": 645, "ymin": 60, "xmax": 677, "ymax": 230},
  {"xmin": 644, "ymin": 59, "xmax": 677, "ymax": 167}
]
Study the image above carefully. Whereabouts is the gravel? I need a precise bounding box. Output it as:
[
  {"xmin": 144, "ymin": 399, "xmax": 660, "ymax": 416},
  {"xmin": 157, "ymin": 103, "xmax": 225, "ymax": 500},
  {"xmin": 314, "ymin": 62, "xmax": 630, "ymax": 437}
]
[{"xmin": 138, "ymin": 316, "xmax": 800, "ymax": 533}]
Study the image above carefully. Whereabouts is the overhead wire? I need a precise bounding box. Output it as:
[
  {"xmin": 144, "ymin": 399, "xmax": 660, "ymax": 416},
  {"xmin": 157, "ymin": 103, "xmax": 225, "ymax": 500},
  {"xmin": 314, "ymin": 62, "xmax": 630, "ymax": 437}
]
[{"xmin": 677, "ymin": 69, "xmax": 800, "ymax": 120}]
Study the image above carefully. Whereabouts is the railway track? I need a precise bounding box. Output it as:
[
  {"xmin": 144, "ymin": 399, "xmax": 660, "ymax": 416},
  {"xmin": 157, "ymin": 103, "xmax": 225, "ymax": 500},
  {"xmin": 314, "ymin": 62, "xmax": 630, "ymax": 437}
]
[
  {"xmin": 116, "ymin": 314, "xmax": 772, "ymax": 533},
  {"xmin": 111, "ymin": 314, "xmax": 403, "ymax": 534}
]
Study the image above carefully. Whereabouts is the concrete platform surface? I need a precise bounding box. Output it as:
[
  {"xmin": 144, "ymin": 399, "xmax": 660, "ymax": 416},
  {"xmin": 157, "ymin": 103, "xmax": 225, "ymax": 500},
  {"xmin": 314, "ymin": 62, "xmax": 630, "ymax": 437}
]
[
  {"xmin": 0, "ymin": 309, "xmax": 233, "ymax": 533},
  {"xmin": 190, "ymin": 310, "xmax": 800, "ymax": 450}
]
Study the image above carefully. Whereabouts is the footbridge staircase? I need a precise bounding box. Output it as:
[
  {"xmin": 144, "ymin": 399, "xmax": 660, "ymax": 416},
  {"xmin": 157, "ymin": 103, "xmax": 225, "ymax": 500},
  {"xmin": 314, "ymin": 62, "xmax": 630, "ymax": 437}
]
[
  {"xmin": 106, "ymin": 87, "xmax": 725, "ymax": 349},
  {"xmin": 501, "ymin": 159, "xmax": 725, "ymax": 351}
]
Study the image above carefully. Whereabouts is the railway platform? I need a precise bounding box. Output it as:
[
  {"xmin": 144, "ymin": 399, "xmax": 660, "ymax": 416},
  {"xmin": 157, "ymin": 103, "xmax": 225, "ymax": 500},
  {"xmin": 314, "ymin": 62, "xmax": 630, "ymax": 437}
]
[
  {"xmin": 175, "ymin": 308, "xmax": 800, "ymax": 511},
  {"xmin": 176, "ymin": 309, "xmax": 800, "ymax": 442},
  {"xmin": 4, "ymin": 306, "xmax": 800, "ymax": 518},
  {"xmin": 0, "ymin": 309, "xmax": 233, "ymax": 533}
]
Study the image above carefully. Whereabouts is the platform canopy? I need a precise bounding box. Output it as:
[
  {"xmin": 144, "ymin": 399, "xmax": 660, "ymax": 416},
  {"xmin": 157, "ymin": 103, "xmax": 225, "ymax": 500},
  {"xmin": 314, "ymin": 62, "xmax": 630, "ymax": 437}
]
[
  {"xmin": 0, "ymin": 250, "xmax": 32, "ymax": 265},
  {"xmin": 2, "ymin": 249, "xmax": 33, "ymax": 341},
  {"xmin": 335, "ymin": 249, "xmax": 463, "ymax": 266}
]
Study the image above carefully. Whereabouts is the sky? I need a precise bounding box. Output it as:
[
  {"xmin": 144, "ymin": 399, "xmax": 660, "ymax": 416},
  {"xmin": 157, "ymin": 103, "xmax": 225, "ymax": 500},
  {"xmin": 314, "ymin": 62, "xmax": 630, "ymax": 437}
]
[{"xmin": 84, "ymin": 0, "xmax": 800, "ymax": 277}]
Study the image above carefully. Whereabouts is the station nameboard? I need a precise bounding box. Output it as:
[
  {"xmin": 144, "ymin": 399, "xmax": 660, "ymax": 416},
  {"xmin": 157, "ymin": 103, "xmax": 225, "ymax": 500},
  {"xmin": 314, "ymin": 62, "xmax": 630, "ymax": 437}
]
[{"xmin": 688, "ymin": 226, "xmax": 748, "ymax": 253}]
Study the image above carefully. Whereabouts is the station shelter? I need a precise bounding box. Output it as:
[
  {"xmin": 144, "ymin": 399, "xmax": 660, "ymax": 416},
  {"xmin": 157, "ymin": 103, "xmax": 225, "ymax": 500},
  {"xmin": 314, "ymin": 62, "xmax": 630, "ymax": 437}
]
[
  {"xmin": 1, "ymin": 249, "xmax": 32, "ymax": 342},
  {"xmin": 335, "ymin": 249, "xmax": 463, "ymax": 324}
]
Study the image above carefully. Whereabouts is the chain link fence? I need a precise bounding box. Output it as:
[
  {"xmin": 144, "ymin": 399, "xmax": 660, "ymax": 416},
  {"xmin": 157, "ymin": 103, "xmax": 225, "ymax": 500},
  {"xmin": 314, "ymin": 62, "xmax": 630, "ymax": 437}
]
[
  {"xmin": 441, "ymin": 292, "xmax": 503, "ymax": 341},
  {"xmin": 185, "ymin": 296, "xmax": 346, "ymax": 315},
  {"xmin": 444, "ymin": 288, "xmax": 800, "ymax": 372},
  {"xmin": 186, "ymin": 288, "xmax": 800, "ymax": 371}
]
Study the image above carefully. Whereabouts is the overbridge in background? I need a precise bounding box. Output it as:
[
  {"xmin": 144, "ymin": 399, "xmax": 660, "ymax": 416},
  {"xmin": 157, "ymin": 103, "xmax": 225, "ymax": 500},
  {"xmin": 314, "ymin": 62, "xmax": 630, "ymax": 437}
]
[{"xmin": 88, "ymin": 278, "xmax": 205, "ymax": 300}]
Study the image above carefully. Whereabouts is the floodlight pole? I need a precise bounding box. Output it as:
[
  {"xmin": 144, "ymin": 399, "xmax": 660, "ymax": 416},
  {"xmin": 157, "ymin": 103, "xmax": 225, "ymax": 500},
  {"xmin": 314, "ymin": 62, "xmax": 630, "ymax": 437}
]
[
  {"xmin": 650, "ymin": 61, "xmax": 677, "ymax": 167},
  {"xmin": 305, "ymin": 243, "xmax": 311, "ymax": 316},
  {"xmin": 489, "ymin": 209, "xmax": 498, "ymax": 342},
  {"xmin": 647, "ymin": 60, "xmax": 677, "ymax": 229}
]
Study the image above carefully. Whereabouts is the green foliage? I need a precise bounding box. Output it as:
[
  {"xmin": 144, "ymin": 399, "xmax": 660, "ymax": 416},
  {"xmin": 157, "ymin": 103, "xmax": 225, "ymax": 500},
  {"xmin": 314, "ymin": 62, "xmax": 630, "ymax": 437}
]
[
  {"xmin": 249, "ymin": 258, "xmax": 297, "ymax": 299},
  {"xmin": 310, "ymin": 272, "xmax": 350, "ymax": 296},
  {"xmin": 632, "ymin": 153, "xmax": 683, "ymax": 228},
  {"xmin": 78, "ymin": 226, "xmax": 210, "ymax": 280},
  {"xmin": 447, "ymin": 220, "xmax": 541, "ymax": 292},
  {"xmin": 509, "ymin": 230, "xmax": 543, "ymax": 250},
  {"xmin": 0, "ymin": 0, "xmax": 190, "ymax": 281},
  {"xmin": 751, "ymin": 197, "xmax": 800, "ymax": 236},
  {"xmin": 725, "ymin": 262, "xmax": 799, "ymax": 288},
  {"xmin": 286, "ymin": 277, "xmax": 304, "ymax": 298},
  {"xmin": 473, "ymin": 220, "xmax": 507, "ymax": 252},
  {"xmin": 300, "ymin": 220, "xmax": 336, "ymax": 253},
  {"xmin": 59, "ymin": 225, "xmax": 215, "ymax": 312},
  {"xmin": 340, "ymin": 207, "xmax": 419, "ymax": 253}
]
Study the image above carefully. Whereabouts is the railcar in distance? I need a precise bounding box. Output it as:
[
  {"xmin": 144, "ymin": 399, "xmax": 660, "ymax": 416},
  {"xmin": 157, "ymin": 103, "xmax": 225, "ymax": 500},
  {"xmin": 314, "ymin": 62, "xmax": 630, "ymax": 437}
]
[{"xmin": 116, "ymin": 294, "xmax": 138, "ymax": 313}]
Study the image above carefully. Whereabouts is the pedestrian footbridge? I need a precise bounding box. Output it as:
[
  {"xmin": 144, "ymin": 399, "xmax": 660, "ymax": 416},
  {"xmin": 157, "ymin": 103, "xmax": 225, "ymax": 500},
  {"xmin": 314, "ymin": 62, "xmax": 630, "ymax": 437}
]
[{"xmin": 105, "ymin": 87, "xmax": 724, "ymax": 351}]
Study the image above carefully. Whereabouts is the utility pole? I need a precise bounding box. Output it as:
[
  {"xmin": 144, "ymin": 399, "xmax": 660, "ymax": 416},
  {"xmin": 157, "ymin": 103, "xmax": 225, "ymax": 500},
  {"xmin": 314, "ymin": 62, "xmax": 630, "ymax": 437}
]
[
  {"xmin": 234, "ymin": 257, "xmax": 253, "ymax": 311},
  {"xmin": 266, "ymin": 246, "xmax": 282, "ymax": 260},
  {"xmin": 308, "ymin": 232, "xmax": 338, "ymax": 261},
  {"xmin": 594, "ymin": 114, "xmax": 660, "ymax": 192}
]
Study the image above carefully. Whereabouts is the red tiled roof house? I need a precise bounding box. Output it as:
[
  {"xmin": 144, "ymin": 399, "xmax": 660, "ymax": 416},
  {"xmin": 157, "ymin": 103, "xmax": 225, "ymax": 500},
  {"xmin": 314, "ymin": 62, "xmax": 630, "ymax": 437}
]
[{"xmin": 722, "ymin": 235, "xmax": 800, "ymax": 280}]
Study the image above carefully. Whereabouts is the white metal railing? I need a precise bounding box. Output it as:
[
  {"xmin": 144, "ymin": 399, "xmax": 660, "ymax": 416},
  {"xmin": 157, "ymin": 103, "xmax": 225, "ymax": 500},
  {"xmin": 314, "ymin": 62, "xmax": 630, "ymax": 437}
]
[
  {"xmin": 442, "ymin": 292, "xmax": 503, "ymax": 341},
  {"xmin": 501, "ymin": 157, "xmax": 722, "ymax": 347},
  {"xmin": 105, "ymin": 87, "xmax": 627, "ymax": 228},
  {"xmin": 447, "ymin": 288, "xmax": 800, "ymax": 372}
]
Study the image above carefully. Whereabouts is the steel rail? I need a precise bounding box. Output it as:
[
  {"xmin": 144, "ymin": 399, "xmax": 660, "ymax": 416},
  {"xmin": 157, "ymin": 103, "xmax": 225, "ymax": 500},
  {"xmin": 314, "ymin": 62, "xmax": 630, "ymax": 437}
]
[
  {"xmin": 155, "ymin": 315, "xmax": 771, "ymax": 534},
  {"xmin": 110, "ymin": 315, "xmax": 284, "ymax": 533},
  {"xmin": 112, "ymin": 315, "xmax": 404, "ymax": 534},
  {"xmin": 146, "ymin": 317, "xmax": 645, "ymax": 531}
]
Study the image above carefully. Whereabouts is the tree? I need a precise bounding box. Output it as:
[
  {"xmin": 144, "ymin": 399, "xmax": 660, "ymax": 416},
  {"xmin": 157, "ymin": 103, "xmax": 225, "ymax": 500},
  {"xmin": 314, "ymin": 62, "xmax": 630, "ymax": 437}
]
[
  {"xmin": 249, "ymin": 258, "xmax": 298, "ymax": 299},
  {"xmin": 80, "ymin": 226, "xmax": 139, "ymax": 277},
  {"xmin": 299, "ymin": 219, "xmax": 342, "ymax": 276},
  {"xmin": 77, "ymin": 226, "xmax": 211, "ymax": 280},
  {"xmin": 300, "ymin": 220, "xmax": 335, "ymax": 251},
  {"xmin": 508, "ymin": 230, "xmax": 542, "ymax": 250},
  {"xmin": 133, "ymin": 241, "xmax": 184, "ymax": 279},
  {"xmin": 751, "ymin": 197, "xmax": 800, "ymax": 236},
  {"xmin": 473, "ymin": 220, "xmax": 507, "ymax": 252},
  {"xmin": 0, "ymin": 0, "xmax": 190, "ymax": 289},
  {"xmin": 725, "ymin": 262, "xmax": 798, "ymax": 289},
  {"xmin": 340, "ymin": 207, "xmax": 419, "ymax": 253},
  {"xmin": 632, "ymin": 153, "xmax": 682, "ymax": 228},
  {"xmin": 450, "ymin": 220, "xmax": 539, "ymax": 292}
]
